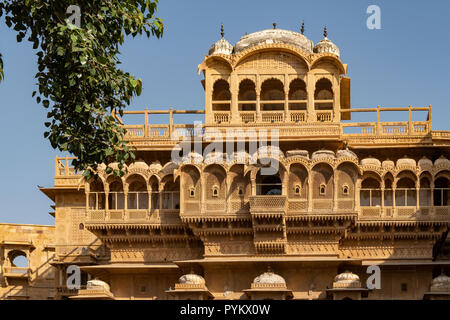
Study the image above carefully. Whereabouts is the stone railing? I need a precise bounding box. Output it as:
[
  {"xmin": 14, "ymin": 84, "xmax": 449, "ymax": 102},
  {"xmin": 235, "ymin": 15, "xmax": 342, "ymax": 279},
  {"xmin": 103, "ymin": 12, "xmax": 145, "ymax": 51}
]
[
  {"xmin": 359, "ymin": 206, "xmax": 450, "ymax": 220},
  {"xmin": 213, "ymin": 111, "xmax": 230, "ymax": 124},
  {"xmin": 290, "ymin": 111, "xmax": 307, "ymax": 123},
  {"xmin": 316, "ymin": 110, "xmax": 333, "ymax": 122},
  {"xmin": 261, "ymin": 111, "xmax": 284, "ymax": 123}
]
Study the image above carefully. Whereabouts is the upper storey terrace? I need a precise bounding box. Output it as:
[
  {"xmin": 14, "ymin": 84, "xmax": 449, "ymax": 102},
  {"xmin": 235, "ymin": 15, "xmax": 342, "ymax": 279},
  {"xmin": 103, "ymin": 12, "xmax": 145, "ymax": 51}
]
[{"xmin": 111, "ymin": 26, "xmax": 450, "ymax": 149}]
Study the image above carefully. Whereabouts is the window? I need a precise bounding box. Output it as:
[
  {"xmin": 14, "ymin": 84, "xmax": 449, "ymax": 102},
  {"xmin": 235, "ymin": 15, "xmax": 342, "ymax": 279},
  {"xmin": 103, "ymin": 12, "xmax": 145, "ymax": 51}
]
[
  {"xmin": 212, "ymin": 186, "xmax": 219, "ymax": 197},
  {"xmin": 401, "ymin": 283, "xmax": 408, "ymax": 292},
  {"xmin": 140, "ymin": 285, "xmax": 147, "ymax": 294},
  {"xmin": 342, "ymin": 185, "xmax": 349, "ymax": 195},
  {"xmin": 189, "ymin": 188, "xmax": 195, "ymax": 198},
  {"xmin": 79, "ymin": 223, "xmax": 84, "ymax": 230},
  {"xmin": 319, "ymin": 184, "xmax": 326, "ymax": 195},
  {"xmin": 294, "ymin": 184, "xmax": 301, "ymax": 196},
  {"xmin": 238, "ymin": 187, "xmax": 244, "ymax": 196}
]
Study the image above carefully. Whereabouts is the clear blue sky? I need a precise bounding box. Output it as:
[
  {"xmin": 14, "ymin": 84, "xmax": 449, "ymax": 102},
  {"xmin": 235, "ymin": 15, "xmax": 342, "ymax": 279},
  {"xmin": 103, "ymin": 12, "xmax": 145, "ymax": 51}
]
[{"xmin": 0, "ymin": 0, "xmax": 449, "ymax": 225}]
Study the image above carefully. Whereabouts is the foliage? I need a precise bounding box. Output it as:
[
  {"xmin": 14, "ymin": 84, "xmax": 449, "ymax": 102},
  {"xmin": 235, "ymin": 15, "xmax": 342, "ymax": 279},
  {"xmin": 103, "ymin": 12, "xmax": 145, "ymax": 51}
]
[{"xmin": 0, "ymin": 1, "xmax": 163, "ymax": 178}]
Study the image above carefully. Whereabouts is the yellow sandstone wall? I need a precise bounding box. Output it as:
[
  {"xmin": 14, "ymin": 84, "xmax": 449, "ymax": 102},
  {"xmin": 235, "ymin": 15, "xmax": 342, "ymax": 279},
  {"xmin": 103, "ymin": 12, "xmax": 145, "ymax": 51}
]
[{"xmin": 0, "ymin": 223, "xmax": 55, "ymax": 300}]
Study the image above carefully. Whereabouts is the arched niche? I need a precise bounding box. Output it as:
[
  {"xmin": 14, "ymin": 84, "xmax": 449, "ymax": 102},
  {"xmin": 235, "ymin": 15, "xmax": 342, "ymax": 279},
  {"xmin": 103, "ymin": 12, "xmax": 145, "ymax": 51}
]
[
  {"xmin": 311, "ymin": 163, "xmax": 333, "ymax": 199},
  {"xmin": 204, "ymin": 164, "xmax": 227, "ymax": 200},
  {"xmin": 181, "ymin": 165, "xmax": 201, "ymax": 202},
  {"xmin": 288, "ymin": 163, "xmax": 308, "ymax": 199}
]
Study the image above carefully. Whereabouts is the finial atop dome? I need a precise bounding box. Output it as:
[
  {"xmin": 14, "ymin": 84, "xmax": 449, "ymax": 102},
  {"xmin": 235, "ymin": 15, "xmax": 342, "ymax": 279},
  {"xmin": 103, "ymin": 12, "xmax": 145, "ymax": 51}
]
[
  {"xmin": 273, "ymin": 23, "xmax": 277, "ymax": 29},
  {"xmin": 313, "ymin": 26, "xmax": 340, "ymax": 57},
  {"xmin": 209, "ymin": 25, "xmax": 233, "ymax": 55},
  {"xmin": 301, "ymin": 21, "xmax": 305, "ymax": 35}
]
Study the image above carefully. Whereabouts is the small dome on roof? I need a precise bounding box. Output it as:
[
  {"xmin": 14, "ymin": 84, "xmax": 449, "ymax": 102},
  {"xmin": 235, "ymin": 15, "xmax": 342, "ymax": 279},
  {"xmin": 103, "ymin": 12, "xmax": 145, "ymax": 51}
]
[
  {"xmin": 87, "ymin": 279, "xmax": 111, "ymax": 291},
  {"xmin": 286, "ymin": 150, "xmax": 309, "ymax": 159},
  {"xmin": 179, "ymin": 273, "xmax": 206, "ymax": 285},
  {"xmin": 313, "ymin": 27, "xmax": 340, "ymax": 57},
  {"xmin": 382, "ymin": 159, "xmax": 395, "ymax": 170},
  {"xmin": 418, "ymin": 157, "xmax": 433, "ymax": 170},
  {"xmin": 435, "ymin": 156, "xmax": 450, "ymax": 168},
  {"xmin": 312, "ymin": 150, "xmax": 335, "ymax": 161},
  {"xmin": 234, "ymin": 28, "xmax": 314, "ymax": 54},
  {"xmin": 209, "ymin": 25, "xmax": 233, "ymax": 55},
  {"xmin": 361, "ymin": 157, "xmax": 381, "ymax": 167},
  {"xmin": 397, "ymin": 157, "xmax": 416, "ymax": 168},
  {"xmin": 333, "ymin": 271, "xmax": 361, "ymax": 288},
  {"xmin": 430, "ymin": 274, "xmax": 450, "ymax": 292},
  {"xmin": 253, "ymin": 268, "xmax": 286, "ymax": 285},
  {"xmin": 337, "ymin": 149, "xmax": 357, "ymax": 159}
]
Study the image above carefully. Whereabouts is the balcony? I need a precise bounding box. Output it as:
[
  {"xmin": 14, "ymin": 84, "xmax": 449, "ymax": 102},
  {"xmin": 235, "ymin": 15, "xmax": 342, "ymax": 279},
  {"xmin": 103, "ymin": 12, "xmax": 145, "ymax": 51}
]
[
  {"xmin": 54, "ymin": 156, "xmax": 82, "ymax": 187},
  {"xmin": 3, "ymin": 266, "xmax": 30, "ymax": 279},
  {"xmin": 249, "ymin": 195, "xmax": 286, "ymax": 216}
]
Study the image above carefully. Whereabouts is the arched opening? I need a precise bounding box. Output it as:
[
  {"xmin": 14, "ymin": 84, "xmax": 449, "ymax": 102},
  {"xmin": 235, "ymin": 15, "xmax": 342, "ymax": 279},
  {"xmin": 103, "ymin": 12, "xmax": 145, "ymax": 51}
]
[
  {"xmin": 396, "ymin": 176, "xmax": 416, "ymax": 207},
  {"xmin": 419, "ymin": 176, "xmax": 432, "ymax": 207},
  {"xmin": 434, "ymin": 176, "xmax": 450, "ymax": 206},
  {"xmin": 149, "ymin": 176, "xmax": 159, "ymax": 212},
  {"xmin": 161, "ymin": 175, "xmax": 180, "ymax": 210},
  {"xmin": 127, "ymin": 175, "xmax": 148, "ymax": 210},
  {"xmin": 260, "ymin": 79, "xmax": 284, "ymax": 112},
  {"xmin": 9, "ymin": 250, "xmax": 28, "ymax": 268},
  {"xmin": 256, "ymin": 170, "xmax": 282, "ymax": 196},
  {"xmin": 238, "ymin": 79, "xmax": 256, "ymax": 112},
  {"xmin": 288, "ymin": 79, "xmax": 307, "ymax": 111},
  {"xmin": 360, "ymin": 177, "xmax": 381, "ymax": 207},
  {"xmin": 314, "ymin": 78, "xmax": 333, "ymax": 121},
  {"xmin": 108, "ymin": 178, "xmax": 125, "ymax": 210},
  {"xmin": 212, "ymin": 79, "xmax": 231, "ymax": 111},
  {"xmin": 88, "ymin": 179, "xmax": 105, "ymax": 210},
  {"xmin": 384, "ymin": 174, "xmax": 394, "ymax": 207}
]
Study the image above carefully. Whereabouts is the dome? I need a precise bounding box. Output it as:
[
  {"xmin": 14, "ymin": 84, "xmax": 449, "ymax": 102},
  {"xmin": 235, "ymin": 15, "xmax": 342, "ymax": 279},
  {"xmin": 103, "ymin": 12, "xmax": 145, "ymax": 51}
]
[
  {"xmin": 313, "ymin": 27, "xmax": 340, "ymax": 57},
  {"xmin": 382, "ymin": 159, "xmax": 395, "ymax": 170},
  {"xmin": 434, "ymin": 156, "xmax": 450, "ymax": 168},
  {"xmin": 209, "ymin": 37, "xmax": 233, "ymax": 55},
  {"xmin": 418, "ymin": 157, "xmax": 433, "ymax": 170},
  {"xmin": 128, "ymin": 161, "xmax": 149, "ymax": 171},
  {"xmin": 234, "ymin": 28, "xmax": 314, "ymax": 54},
  {"xmin": 361, "ymin": 157, "xmax": 381, "ymax": 167},
  {"xmin": 87, "ymin": 279, "xmax": 111, "ymax": 291},
  {"xmin": 178, "ymin": 273, "xmax": 206, "ymax": 285},
  {"xmin": 253, "ymin": 269, "xmax": 286, "ymax": 285},
  {"xmin": 204, "ymin": 151, "xmax": 228, "ymax": 164},
  {"xmin": 209, "ymin": 24, "xmax": 233, "ymax": 55},
  {"xmin": 337, "ymin": 149, "xmax": 357, "ymax": 159},
  {"xmin": 430, "ymin": 274, "xmax": 450, "ymax": 292},
  {"xmin": 286, "ymin": 150, "xmax": 309, "ymax": 159},
  {"xmin": 333, "ymin": 271, "xmax": 361, "ymax": 288},
  {"xmin": 149, "ymin": 161, "xmax": 163, "ymax": 172},
  {"xmin": 312, "ymin": 150, "xmax": 335, "ymax": 161},
  {"xmin": 397, "ymin": 157, "xmax": 416, "ymax": 168}
]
